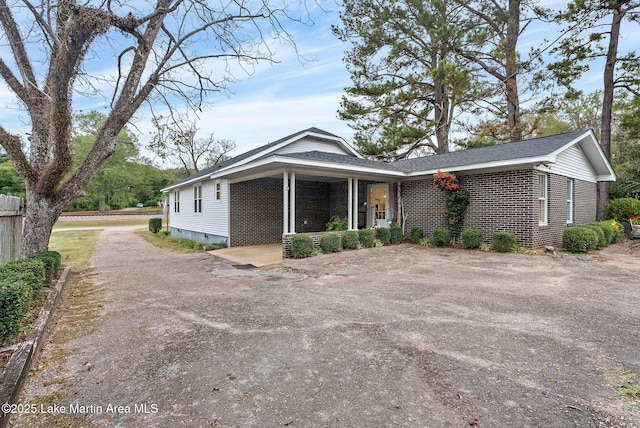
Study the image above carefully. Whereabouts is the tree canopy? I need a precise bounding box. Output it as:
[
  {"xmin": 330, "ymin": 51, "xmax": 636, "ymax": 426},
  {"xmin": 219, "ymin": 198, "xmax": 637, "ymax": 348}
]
[{"xmin": 0, "ymin": 0, "xmax": 311, "ymax": 257}]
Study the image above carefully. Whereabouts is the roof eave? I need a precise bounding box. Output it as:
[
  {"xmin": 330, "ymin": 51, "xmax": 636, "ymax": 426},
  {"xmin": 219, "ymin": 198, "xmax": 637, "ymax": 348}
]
[
  {"xmin": 212, "ymin": 155, "xmax": 404, "ymax": 179},
  {"xmin": 405, "ymin": 155, "xmax": 552, "ymax": 177}
]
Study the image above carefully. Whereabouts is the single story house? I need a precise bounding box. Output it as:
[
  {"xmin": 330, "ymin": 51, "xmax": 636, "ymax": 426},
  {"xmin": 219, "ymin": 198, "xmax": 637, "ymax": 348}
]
[{"xmin": 162, "ymin": 127, "xmax": 615, "ymax": 254}]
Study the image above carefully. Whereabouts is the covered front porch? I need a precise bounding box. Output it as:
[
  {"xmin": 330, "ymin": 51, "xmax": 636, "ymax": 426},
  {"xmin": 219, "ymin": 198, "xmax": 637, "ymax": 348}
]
[{"xmin": 226, "ymin": 169, "xmax": 401, "ymax": 247}]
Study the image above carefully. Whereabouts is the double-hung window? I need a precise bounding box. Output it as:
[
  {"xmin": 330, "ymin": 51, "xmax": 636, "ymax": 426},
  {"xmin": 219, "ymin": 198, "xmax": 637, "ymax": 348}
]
[
  {"xmin": 538, "ymin": 173, "xmax": 548, "ymax": 226},
  {"xmin": 194, "ymin": 185, "xmax": 202, "ymax": 213},
  {"xmin": 215, "ymin": 181, "xmax": 222, "ymax": 202},
  {"xmin": 174, "ymin": 191, "xmax": 180, "ymax": 213},
  {"xmin": 566, "ymin": 179, "xmax": 574, "ymax": 224}
]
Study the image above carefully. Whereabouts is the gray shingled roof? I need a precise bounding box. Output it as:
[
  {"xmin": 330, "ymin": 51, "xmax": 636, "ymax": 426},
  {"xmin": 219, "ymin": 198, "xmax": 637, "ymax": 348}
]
[
  {"xmin": 166, "ymin": 128, "xmax": 593, "ymax": 189},
  {"xmin": 277, "ymin": 151, "xmax": 405, "ymax": 171},
  {"xmin": 396, "ymin": 129, "xmax": 590, "ymax": 172},
  {"xmin": 167, "ymin": 127, "xmax": 343, "ymax": 187}
]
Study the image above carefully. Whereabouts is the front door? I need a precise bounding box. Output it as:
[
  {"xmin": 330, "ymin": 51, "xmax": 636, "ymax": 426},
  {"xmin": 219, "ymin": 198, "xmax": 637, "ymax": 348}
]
[{"xmin": 367, "ymin": 183, "xmax": 389, "ymax": 228}]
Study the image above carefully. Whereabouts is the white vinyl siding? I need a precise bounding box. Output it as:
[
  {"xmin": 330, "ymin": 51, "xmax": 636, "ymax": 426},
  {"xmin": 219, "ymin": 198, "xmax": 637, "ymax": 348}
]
[
  {"xmin": 549, "ymin": 145, "xmax": 598, "ymax": 183},
  {"xmin": 538, "ymin": 173, "xmax": 548, "ymax": 226},
  {"xmin": 274, "ymin": 138, "xmax": 352, "ymax": 156},
  {"xmin": 169, "ymin": 180, "xmax": 230, "ymax": 238}
]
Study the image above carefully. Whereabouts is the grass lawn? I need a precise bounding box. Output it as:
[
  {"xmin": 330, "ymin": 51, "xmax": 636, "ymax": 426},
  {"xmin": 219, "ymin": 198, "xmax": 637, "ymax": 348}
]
[
  {"xmin": 49, "ymin": 229, "xmax": 102, "ymax": 272},
  {"xmin": 53, "ymin": 218, "xmax": 151, "ymax": 229}
]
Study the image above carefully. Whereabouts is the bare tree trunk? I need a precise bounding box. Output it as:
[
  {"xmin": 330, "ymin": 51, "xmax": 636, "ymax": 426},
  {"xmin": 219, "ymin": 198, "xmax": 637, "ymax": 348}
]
[
  {"xmin": 20, "ymin": 189, "xmax": 65, "ymax": 258},
  {"xmin": 506, "ymin": 0, "xmax": 522, "ymax": 141},
  {"xmin": 597, "ymin": 4, "xmax": 623, "ymax": 220}
]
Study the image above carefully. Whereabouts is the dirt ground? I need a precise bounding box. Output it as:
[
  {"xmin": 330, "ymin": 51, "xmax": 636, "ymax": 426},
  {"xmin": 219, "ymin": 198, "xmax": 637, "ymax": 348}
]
[{"xmin": 9, "ymin": 229, "xmax": 640, "ymax": 427}]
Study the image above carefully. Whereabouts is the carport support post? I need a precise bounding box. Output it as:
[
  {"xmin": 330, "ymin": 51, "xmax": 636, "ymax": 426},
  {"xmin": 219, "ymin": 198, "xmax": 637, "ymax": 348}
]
[
  {"xmin": 348, "ymin": 178, "xmax": 353, "ymax": 230},
  {"xmin": 353, "ymin": 179, "xmax": 358, "ymax": 229},
  {"xmin": 289, "ymin": 172, "xmax": 296, "ymax": 234},
  {"xmin": 283, "ymin": 171, "xmax": 289, "ymax": 235}
]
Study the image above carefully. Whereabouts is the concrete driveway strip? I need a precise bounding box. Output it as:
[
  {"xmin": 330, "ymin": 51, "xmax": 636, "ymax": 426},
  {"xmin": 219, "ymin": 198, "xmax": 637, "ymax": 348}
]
[{"xmin": 12, "ymin": 228, "xmax": 640, "ymax": 427}]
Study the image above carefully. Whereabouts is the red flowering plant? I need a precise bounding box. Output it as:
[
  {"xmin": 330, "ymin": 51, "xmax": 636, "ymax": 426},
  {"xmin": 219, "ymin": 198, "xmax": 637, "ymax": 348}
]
[
  {"xmin": 433, "ymin": 170, "xmax": 470, "ymax": 239},
  {"xmin": 326, "ymin": 215, "xmax": 349, "ymax": 231},
  {"xmin": 630, "ymin": 214, "xmax": 640, "ymax": 225}
]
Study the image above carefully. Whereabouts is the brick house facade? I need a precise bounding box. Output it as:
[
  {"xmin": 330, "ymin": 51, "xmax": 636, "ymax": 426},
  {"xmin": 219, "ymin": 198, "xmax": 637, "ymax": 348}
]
[{"xmin": 163, "ymin": 128, "xmax": 615, "ymax": 251}]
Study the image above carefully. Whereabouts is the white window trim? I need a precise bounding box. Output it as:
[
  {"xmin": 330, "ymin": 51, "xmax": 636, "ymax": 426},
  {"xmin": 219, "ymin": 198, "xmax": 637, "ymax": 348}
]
[
  {"xmin": 194, "ymin": 185, "xmax": 203, "ymax": 214},
  {"xmin": 538, "ymin": 173, "xmax": 548, "ymax": 226},
  {"xmin": 174, "ymin": 190, "xmax": 180, "ymax": 214},
  {"xmin": 215, "ymin": 180, "xmax": 222, "ymax": 202},
  {"xmin": 566, "ymin": 178, "xmax": 574, "ymax": 224}
]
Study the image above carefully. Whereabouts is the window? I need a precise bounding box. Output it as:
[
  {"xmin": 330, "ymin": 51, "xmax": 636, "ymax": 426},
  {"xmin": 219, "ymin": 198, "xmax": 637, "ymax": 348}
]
[
  {"xmin": 566, "ymin": 179, "xmax": 574, "ymax": 224},
  {"xmin": 538, "ymin": 173, "xmax": 548, "ymax": 225},
  {"xmin": 194, "ymin": 185, "xmax": 202, "ymax": 213},
  {"xmin": 174, "ymin": 191, "xmax": 180, "ymax": 213},
  {"xmin": 215, "ymin": 181, "xmax": 221, "ymax": 201}
]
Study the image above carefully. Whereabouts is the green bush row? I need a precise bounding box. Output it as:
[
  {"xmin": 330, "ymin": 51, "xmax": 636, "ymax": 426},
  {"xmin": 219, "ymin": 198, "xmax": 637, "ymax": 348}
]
[
  {"xmin": 290, "ymin": 227, "xmax": 404, "ymax": 258},
  {"xmin": 562, "ymin": 220, "xmax": 625, "ymax": 253},
  {"xmin": 0, "ymin": 251, "xmax": 61, "ymax": 343}
]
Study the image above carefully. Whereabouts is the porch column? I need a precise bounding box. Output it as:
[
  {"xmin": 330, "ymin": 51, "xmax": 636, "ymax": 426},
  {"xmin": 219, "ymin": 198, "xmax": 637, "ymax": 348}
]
[
  {"xmin": 347, "ymin": 178, "xmax": 353, "ymax": 230},
  {"xmin": 289, "ymin": 172, "xmax": 296, "ymax": 234},
  {"xmin": 283, "ymin": 171, "xmax": 289, "ymax": 235},
  {"xmin": 352, "ymin": 178, "xmax": 359, "ymax": 229}
]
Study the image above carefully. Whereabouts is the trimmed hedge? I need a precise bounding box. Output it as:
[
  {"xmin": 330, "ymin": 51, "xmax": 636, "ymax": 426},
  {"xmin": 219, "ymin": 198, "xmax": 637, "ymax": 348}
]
[
  {"xmin": 492, "ymin": 232, "xmax": 516, "ymax": 252},
  {"xmin": 603, "ymin": 219, "xmax": 625, "ymax": 243},
  {"xmin": 461, "ymin": 229, "xmax": 482, "ymax": 249},
  {"xmin": 389, "ymin": 225, "xmax": 403, "ymax": 243},
  {"xmin": 320, "ymin": 232, "xmax": 342, "ymax": 253},
  {"xmin": 29, "ymin": 251, "xmax": 62, "ymax": 284},
  {"xmin": 376, "ymin": 227, "xmax": 391, "ymax": 245},
  {"xmin": 358, "ymin": 229, "xmax": 376, "ymax": 248},
  {"xmin": 579, "ymin": 224, "xmax": 606, "ymax": 248},
  {"xmin": 410, "ymin": 227, "xmax": 424, "ymax": 244},
  {"xmin": 0, "ymin": 252, "xmax": 59, "ymax": 343},
  {"xmin": 562, "ymin": 226, "xmax": 598, "ymax": 253},
  {"xmin": 596, "ymin": 221, "xmax": 615, "ymax": 245},
  {"xmin": 149, "ymin": 218, "xmax": 163, "ymax": 233},
  {"xmin": 432, "ymin": 228, "xmax": 451, "ymax": 247},
  {"xmin": 291, "ymin": 234, "xmax": 314, "ymax": 258},
  {"xmin": 342, "ymin": 230, "xmax": 360, "ymax": 250}
]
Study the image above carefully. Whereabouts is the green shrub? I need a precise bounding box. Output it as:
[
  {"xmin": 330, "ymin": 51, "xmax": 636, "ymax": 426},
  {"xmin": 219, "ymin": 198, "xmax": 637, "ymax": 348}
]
[
  {"xmin": 410, "ymin": 226, "xmax": 424, "ymax": 244},
  {"xmin": 320, "ymin": 232, "xmax": 343, "ymax": 253},
  {"xmin": 432, "ymin": 228, "xmax": 451, "ymax": 246},
  {"xmin": 29, "ymin": 251, "xmax": 62, "ymax": 284},
  {"xmin": 326, "ymin": 215, "xmax": 348, "ymax": 231},
  {"xmin": 596, "ymin": 221, "xmax": 615, "ymax": 245},
  {"xmin": 342, "ymin": 230, "xmax": 360, "ymax": 250},
  {"xmin": 376, "ymin": 227, "xmax": 391, "ymax": 245},
  {"xmin": 0, "ymin": 258, "xmax": 49, "ymax": 342},
  {"xmin": 492, "ymin": 232, "xmax": 516, "ymax": 252},
  {"xmin": 291, "ymin": 234, "xmax": 314, "ymax": 258},
  {"xmin": 389, "ymin": 225, "xmax": 403, "ymax": 243},
  {"xmin": 562, "ymin": 226, "xmax": 598, "ymax": 253},
  {"xmin": 358, "ymin": 229, "xmax": 376, "ymax": 248},
  {"xmin": 0, "ymin": 259, "xmax": 46, "ymax": 296},
  {"xmin": 461, "ymin": 229, "xmax": 483, "ymax": 249},
  {"xmin": 149, "ymin": 218, "xmax": 163, "ymax": 233},
  {"xmin": 0, "ymin": 278, "xmax": 33, "ymax": 342},
  {"xmin": 603, "ymin": 219, "xmax": 625, "ymax": 243},
  {"xmin": 605, "ymin": 198, "xmax": 640, "ymax": 223},
  {"xmin": 580, "ymin": 224, "xmax": 607, "ymax": 248}
]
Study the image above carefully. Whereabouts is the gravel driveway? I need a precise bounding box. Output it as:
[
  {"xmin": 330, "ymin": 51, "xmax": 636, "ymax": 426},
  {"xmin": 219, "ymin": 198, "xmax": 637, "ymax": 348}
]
[{"xmin": 12, "ymin": 228, "xmax": 640, "ymax": 427}]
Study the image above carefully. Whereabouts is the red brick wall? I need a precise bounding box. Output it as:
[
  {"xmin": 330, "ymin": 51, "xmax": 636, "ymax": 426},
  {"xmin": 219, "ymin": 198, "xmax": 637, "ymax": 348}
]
[{"xmin": 403, "ymin": 169, "xmax": 597, "ymax": 248}]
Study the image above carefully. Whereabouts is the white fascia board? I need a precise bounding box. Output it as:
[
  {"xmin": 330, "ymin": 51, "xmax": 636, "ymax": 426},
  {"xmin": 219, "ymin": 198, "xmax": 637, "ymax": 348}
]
[
  {"xmin": 405, "ymin": 155, "xmax": 553, "ymax": 177},
  {"xmin": 216, "ymin": 131, "xmax": 362, "ymax": 176},
  {"xmin": 211, "ymin": 155, "xmax": 404, "ymax": 179},
  {"xmin": 548, "ymin": 130, "xmax": 616, "ymax": 181},
  {"xmin": 305, "ymin": 130, "xmax": 363, "ymax": 158},
  {"xmin": 161, "ymin": 175, "xmax": 209, "ymax": 192}
]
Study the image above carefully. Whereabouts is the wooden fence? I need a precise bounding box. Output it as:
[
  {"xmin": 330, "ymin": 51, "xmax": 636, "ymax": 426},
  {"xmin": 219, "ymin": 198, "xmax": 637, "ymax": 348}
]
[{"xmin": 0, "ymin": 195, "xmax": 23, "ymax": 264}]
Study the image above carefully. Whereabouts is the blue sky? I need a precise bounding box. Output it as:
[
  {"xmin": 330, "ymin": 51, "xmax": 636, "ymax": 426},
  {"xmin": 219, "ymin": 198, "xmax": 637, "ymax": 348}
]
[{"xmin": 1, "ymin": 0, "xmax": 638, "ymax": 166}]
